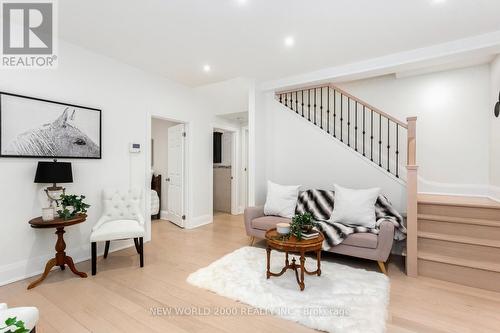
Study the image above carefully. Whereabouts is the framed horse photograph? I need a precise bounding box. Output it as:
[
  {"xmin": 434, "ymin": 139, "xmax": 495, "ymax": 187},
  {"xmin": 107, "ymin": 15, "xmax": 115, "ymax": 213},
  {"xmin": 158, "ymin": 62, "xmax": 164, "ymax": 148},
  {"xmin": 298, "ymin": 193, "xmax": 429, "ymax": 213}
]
[{"xmin": 0, "ymin": 92, "xmax": 101, "ymax": 159}]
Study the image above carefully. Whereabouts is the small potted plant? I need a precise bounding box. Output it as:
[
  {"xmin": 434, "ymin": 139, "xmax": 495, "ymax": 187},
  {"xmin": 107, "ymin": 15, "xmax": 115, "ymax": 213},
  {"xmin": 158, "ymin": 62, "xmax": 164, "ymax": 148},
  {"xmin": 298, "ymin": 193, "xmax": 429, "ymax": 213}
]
[
  {"xmin": 290, "ymin": 212, "xmax": 317, "ymax": 240},
  {"xmin": 57, "ymin": 194, "xmax": 90, "ymax": 220},
  {"xmin": 0, "ymin": 317, "xmax": 29, "ymax": 333}
]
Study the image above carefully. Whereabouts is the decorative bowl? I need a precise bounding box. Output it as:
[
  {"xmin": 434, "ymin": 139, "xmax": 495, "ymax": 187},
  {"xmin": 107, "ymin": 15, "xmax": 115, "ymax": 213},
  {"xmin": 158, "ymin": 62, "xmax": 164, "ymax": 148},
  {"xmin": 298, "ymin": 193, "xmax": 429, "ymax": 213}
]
[{"xmin": 276, "ymin": 222, "xmax": 291, "ymax": 235}]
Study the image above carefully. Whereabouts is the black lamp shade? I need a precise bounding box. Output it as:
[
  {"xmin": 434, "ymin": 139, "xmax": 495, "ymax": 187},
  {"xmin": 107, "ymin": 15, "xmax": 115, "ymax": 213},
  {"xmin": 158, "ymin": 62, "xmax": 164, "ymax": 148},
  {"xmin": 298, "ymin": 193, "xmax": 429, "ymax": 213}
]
[{"xmin": 34, "ymin": 161, "xmax": 73, "ymax": 184}]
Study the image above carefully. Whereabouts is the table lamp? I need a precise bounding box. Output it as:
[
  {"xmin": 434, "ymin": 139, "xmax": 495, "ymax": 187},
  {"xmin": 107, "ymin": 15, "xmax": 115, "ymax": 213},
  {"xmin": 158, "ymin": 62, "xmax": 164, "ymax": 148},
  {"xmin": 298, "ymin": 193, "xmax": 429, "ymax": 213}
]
[{"xmin": 34, "ymin": 160, "xmax": 73, "ymax": 209}]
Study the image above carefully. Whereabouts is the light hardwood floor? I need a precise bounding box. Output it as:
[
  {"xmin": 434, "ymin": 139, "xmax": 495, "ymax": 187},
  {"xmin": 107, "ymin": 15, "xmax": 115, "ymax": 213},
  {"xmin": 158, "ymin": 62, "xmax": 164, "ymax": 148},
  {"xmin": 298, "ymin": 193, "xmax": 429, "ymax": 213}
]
[{"xmin": 1, "ymin": 213, "xmax": 500, "ymax": 333}]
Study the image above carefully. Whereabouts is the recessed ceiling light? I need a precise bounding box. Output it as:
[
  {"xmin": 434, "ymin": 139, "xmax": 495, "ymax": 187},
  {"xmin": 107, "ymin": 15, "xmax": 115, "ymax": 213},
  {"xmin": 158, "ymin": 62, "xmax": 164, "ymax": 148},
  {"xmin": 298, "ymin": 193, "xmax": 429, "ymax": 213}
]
[
  {"xmin": 235, "ymin": 0, "xmax": 248, "ymax": 5},
  {"xmin": 431, "ymin": 0, "xmax": 446, "ymax": 4},
  {"xmin": 284, "ymin": 36, "xmax": 295, "ymax": 47},
  {"xmin": 203, "ymin": 65, "xmax": 211, "ymax": 72}
]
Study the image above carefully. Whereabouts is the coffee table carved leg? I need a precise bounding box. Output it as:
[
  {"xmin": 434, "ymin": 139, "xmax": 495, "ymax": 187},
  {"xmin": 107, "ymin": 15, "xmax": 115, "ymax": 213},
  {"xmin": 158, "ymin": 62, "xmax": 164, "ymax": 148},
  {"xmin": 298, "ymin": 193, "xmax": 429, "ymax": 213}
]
[
  {"xmin": 299, "ymin": 252, "xmax": 305, "ymax": 291},
  {"xmin": 317, "ymin": 250, "xmax": 322, "ymax": 276},
  {"xmin": 266, "ymin": 246, "xmax": 271, "ymax": 279},
  {"xmin": 27, "ymin": 258, "xmax": 57, "ymax": 290}
]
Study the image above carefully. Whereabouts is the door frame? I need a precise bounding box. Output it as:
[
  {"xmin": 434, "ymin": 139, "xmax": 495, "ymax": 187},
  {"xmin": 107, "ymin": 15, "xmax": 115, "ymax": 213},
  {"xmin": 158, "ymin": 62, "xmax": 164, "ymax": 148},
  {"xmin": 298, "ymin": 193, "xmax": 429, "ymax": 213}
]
[
  {"xmin": 241, "ymin": 125, "xmax": 249, "ymax": 210},
  {"xmin": 147, "ymin": 114, "xmax": 190, "ymax": 229},
  {"xmin": 211, "ymin": 124, "xmax": 240, "ymax": 215}
]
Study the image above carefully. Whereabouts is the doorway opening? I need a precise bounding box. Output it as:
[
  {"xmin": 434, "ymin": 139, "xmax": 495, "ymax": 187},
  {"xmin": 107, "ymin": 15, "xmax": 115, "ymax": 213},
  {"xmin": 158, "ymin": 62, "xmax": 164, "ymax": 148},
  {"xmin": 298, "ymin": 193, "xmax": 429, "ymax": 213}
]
[
  {"xmin": 151, "ymin": 116, "xmax": 187, "ymax": 228},
  {"xmin": 212, "ymin": 112, "xmax": 249, "ymax": 219},
  {"xmin": 213, "ymin": 128, "xmax": 235, "ymax": 215}
]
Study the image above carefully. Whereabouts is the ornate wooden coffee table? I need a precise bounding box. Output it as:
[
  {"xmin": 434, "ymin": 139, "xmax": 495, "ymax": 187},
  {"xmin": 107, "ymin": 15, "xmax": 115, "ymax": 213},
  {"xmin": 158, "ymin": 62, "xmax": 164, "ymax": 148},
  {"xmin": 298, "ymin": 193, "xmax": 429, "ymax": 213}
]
[{"xmin": 265, "ymin": 228, "xmax": 324, "ymax": 291}]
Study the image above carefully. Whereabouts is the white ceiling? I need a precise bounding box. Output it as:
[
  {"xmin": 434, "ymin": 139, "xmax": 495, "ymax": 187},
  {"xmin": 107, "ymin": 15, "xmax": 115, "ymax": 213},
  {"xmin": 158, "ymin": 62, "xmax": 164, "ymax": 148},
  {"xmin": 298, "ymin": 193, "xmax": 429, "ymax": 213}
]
[{"xmin": 59, "ymin": 0, "xmax": 500, "ymax": 87}]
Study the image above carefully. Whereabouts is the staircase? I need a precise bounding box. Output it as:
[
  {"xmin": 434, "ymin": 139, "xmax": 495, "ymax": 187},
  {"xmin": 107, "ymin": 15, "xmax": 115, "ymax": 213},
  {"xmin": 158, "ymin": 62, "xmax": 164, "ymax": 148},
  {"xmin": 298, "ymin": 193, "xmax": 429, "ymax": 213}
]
[
  {"xmin": 276, "ymin": 84, "xmax": 500, "ymax": 290},
  {"xmin": 276, "ymin": 84, "xmax": 412, "ymax": 180},
  {"xmin": 276, "ymin": 83, "xmax": 419, "ymax": 277},
  {"xmin": 417, "ymin": 194, "xmax": 500, "ymax": 292}
]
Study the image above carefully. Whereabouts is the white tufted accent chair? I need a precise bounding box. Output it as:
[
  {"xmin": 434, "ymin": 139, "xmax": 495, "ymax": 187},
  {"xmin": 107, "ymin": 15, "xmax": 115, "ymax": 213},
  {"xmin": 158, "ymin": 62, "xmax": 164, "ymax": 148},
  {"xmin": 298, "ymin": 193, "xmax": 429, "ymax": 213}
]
[{"xmin": 90, "ymin": 189, "xmax": 145, "ymax": 275}]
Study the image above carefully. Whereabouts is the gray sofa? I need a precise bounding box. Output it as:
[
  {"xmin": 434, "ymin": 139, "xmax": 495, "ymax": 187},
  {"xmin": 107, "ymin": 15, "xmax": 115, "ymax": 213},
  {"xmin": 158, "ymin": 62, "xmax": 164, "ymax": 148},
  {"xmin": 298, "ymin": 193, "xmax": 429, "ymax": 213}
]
[{"xmin": 244, "ymin": 206, "xmax": 395, "ymax": 274}]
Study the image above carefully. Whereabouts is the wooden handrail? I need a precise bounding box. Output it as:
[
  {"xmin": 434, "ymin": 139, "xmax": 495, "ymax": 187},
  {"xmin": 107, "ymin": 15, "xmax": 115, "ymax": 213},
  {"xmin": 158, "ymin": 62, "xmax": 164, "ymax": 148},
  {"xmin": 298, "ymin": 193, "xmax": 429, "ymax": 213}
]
[
  {"xmin": 275, "ymin": 83, "xmax": 408, "ymax": 129},
  {"xmin": 329, "ymin": 84, "xmax": 408, "ymax": 129}
]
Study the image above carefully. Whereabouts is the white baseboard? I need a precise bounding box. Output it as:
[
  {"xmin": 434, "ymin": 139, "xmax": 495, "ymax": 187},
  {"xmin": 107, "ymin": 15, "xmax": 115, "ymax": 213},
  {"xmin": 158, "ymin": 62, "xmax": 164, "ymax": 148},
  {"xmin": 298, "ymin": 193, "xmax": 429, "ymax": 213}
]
[
  {"xmin": 159, "ymin": 210, "xmax": 169, "ymax": 220},
  {"xmin": 0, "ymin": 240, "xmax": 140, "ymax": 287},
  {"xmin": 488, "ymin": 185, "xmax": 500, "ymax": 203},
  {"xmin": 187, "ymin": 214, "xmax": 213, "ymax": 229}
]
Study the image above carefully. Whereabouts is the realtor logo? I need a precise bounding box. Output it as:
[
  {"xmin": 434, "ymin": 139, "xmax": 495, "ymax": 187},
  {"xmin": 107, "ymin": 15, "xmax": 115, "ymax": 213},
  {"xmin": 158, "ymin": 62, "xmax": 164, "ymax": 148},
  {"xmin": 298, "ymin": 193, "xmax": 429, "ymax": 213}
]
[{"xmin": 1, "ymin": 0, "xmax": 57, "ymax": 68}]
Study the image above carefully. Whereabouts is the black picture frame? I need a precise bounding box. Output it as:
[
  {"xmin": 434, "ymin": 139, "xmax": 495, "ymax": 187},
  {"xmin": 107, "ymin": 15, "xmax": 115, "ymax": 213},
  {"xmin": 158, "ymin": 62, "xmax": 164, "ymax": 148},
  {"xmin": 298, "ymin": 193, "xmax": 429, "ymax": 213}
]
[{"xmin": 0, "ymin": 92, "xmax": 102, "ymax": 159}]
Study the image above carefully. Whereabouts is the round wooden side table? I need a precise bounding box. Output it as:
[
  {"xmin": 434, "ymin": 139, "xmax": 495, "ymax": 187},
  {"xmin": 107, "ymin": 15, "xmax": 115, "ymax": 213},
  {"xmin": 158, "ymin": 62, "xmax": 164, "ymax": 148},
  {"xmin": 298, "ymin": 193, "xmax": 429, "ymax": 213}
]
[
  {"xmin": 265, "ymin": 228, "xmax": 324, "ymax": 291},
  {"xmin": 27, "ymin": 213, "xmax": 88, "ymax": 290}
]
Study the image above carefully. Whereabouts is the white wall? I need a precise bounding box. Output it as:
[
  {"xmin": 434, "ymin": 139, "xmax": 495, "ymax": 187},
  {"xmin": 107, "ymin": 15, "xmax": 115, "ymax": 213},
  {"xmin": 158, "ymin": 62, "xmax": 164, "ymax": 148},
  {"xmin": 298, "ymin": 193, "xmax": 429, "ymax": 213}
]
[
  {"xmin": 338, "ymin": 65, "xmax": 491, "ymax": 196},
  {"xmin": 196, "ymin": 77, "xmax": 251, "ymax": 115},
  {"xmin": 0, "ymin": 40, "xmax": 218, "ymax": 285},
  {"xmin": 151, "ymin": 118, "xmax": 178, "ymax": 210}
]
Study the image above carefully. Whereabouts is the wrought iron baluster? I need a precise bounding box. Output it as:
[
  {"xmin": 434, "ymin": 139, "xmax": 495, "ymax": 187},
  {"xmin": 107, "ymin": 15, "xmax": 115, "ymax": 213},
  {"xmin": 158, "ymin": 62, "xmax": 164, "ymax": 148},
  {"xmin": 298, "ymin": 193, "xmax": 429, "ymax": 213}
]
[
  {"xmin": 387, "ymin": 118, "xmax": 390, "ymax": 173},
  {"xmin": 320, "ymin": 87, "xmax": 323, "ymax": 129},
  {"xmin": 362, "ymin": 105, "xmax": 366, "ymax": 156},
  {"xmin": 301, "ymin": 90, "xmax": 304, "ymax": 117},
  {"xmin": 370, "ymin": 109, "xmax": 374, "ymax": 161},
  {"xmin": 314, "ymin": 89, "xmax": 317, "ymax": 125},
  {"xmin": 340, "ymin": 94, "xmax": 344, "ymax": 142},
  {"xmin": 295, "ymin": 91, "xmax": 299, "ymax": 114},
  {"xmin": 279, "ymin": 94, "xmax": 282, "ymax": 104},
  {"xmin": 327, "ymin": 88, "xmax": 330, "ymax": 133},
  {"xmin": 355, "ymin": 102, "xmax": 358, "ymax": 151},
  {"xmin": 308, "ymin": 90, "xmax": 311, "ymax": 121},
  {"xmin": 333, "ymin": 89, "xmax": 337, "ymax": 137},
  {"xmin": 347, "ymin": 98, "xmax": 350, "ymax": 147},
  {"xmin": 379, "ymin": 114, "xmax": 382, "ymax": 167},
  {"xmin": 396, "ymin": 123, "xmax": 399, "ymax": 178}
]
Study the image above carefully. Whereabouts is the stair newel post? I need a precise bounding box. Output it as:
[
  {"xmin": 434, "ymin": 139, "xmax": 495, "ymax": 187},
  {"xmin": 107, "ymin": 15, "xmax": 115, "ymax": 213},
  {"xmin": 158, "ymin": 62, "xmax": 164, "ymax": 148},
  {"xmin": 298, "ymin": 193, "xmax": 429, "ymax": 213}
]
[{"xmin": 406, "ymin": 116, "xmax": 418, "ymax": 277}]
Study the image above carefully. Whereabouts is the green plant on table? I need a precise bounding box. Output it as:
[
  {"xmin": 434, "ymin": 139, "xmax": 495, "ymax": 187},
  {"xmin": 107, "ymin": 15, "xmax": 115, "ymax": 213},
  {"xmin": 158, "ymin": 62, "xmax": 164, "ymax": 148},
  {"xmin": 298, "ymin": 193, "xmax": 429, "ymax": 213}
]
[
  {"xmin": 290, "ymin": 212, "xmax": 317, "ymax": 240},
  {"xmin": 57, "ymin": 194, "xmax": 90, "ymax": 220}
]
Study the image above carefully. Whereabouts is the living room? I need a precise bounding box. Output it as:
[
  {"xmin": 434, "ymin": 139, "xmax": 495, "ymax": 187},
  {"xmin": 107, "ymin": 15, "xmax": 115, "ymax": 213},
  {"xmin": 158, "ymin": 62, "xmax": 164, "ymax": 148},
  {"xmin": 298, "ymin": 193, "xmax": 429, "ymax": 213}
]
[{"xmin": 1, "ymin": 1, "xmax": 500, "ymax": 333}]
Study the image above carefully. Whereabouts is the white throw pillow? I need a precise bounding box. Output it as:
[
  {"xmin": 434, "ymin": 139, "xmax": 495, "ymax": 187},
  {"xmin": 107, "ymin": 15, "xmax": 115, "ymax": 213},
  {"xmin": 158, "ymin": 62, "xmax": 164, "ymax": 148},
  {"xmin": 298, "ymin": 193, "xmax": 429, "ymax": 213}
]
[
  {"xmin": 329, "ymin": 184, "xmax": 380, "ymax": 228},
  {"xmin": 264, "ymin": 181, "xmax": 300, "ymax": 218}
]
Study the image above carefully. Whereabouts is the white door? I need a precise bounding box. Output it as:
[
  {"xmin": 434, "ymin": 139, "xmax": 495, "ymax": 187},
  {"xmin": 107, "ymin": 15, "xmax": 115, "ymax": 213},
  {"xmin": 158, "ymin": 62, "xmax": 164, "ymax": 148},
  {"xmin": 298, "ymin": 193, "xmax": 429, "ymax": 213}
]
[{"xmin": 167, "ymin": 123, "xmax": 185, "ymax": 227}]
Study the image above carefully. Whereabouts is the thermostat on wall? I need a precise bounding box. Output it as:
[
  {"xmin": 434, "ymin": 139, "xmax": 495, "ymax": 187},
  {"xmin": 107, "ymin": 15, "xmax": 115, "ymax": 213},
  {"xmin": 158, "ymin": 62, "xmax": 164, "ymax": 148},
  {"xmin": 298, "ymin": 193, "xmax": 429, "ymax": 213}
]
[{"xmin": 129, "ymin": 143, "xmax": 141, "ymax": 153}]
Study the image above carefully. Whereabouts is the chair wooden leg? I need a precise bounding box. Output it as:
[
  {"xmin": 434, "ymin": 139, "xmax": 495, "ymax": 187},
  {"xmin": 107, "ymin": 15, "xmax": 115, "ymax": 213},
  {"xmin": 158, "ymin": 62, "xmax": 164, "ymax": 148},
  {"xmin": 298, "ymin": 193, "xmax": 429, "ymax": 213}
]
[
  {"xmin": 134, "ymin": 238, "xmax": 141, "ymax": 254},
  {"xmin": 250, "ymin": 236, "xmax": 255, "ymax": 246},
  {"xmin": 139, "ymin": 237, "xmax": 144, "ymax": 268},
  {"xmin": 91, "ymin": 242, "xmax": 97, "ymax": 276},
  {"xmin": 377, "ymin": 261, "xmax": 387, "ymax": 275},
  {"xmin": 30, "ymin": 327, "xmax": 36, "ymax": 333},
  {"xmin": 103, "ymin": 241, "xmax": 110, "ymax": 259}
]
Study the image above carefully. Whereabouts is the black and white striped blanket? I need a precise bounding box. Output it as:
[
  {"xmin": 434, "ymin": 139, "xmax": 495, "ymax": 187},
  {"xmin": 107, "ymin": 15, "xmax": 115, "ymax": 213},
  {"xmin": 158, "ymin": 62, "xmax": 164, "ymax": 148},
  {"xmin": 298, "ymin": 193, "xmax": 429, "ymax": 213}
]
[{"xmin": 295, "ymin": 189, "xmax": 407, "ymax": 250}]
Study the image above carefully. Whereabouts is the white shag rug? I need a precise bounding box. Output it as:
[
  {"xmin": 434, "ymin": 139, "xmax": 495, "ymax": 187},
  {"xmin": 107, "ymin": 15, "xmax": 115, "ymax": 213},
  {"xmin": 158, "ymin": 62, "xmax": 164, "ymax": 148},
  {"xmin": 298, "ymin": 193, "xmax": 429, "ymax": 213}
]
[{"xmin": 187, "ymin": 246, "xmax": 389, "ymax": 333}]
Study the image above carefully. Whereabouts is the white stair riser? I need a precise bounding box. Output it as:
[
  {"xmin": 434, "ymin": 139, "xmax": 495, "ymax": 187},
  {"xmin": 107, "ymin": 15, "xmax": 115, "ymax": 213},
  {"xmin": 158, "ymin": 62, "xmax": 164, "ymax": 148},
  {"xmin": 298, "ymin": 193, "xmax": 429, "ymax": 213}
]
[
  {"xmin": 418, "ymin": 219, "xmax": 500, "ymax": 240},
  {"xmin": 418, "ymin": 259, "xmax": 500, "ymax": 293},
  {"xmin": 418, "ymin": 238, "xmax": 500, "ymax": 265}
]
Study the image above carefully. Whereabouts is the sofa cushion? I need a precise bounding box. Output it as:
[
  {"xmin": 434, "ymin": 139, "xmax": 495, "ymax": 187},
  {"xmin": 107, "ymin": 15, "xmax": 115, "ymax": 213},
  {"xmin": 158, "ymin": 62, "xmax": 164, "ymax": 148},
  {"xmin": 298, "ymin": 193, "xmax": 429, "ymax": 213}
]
[
  {"xmin": 341, "ymin": 233, "xmax": 378, "ymax": 249},
  {"xmin": 251, "ymin": 216, "xmax": 291, "ymax": 231}
]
